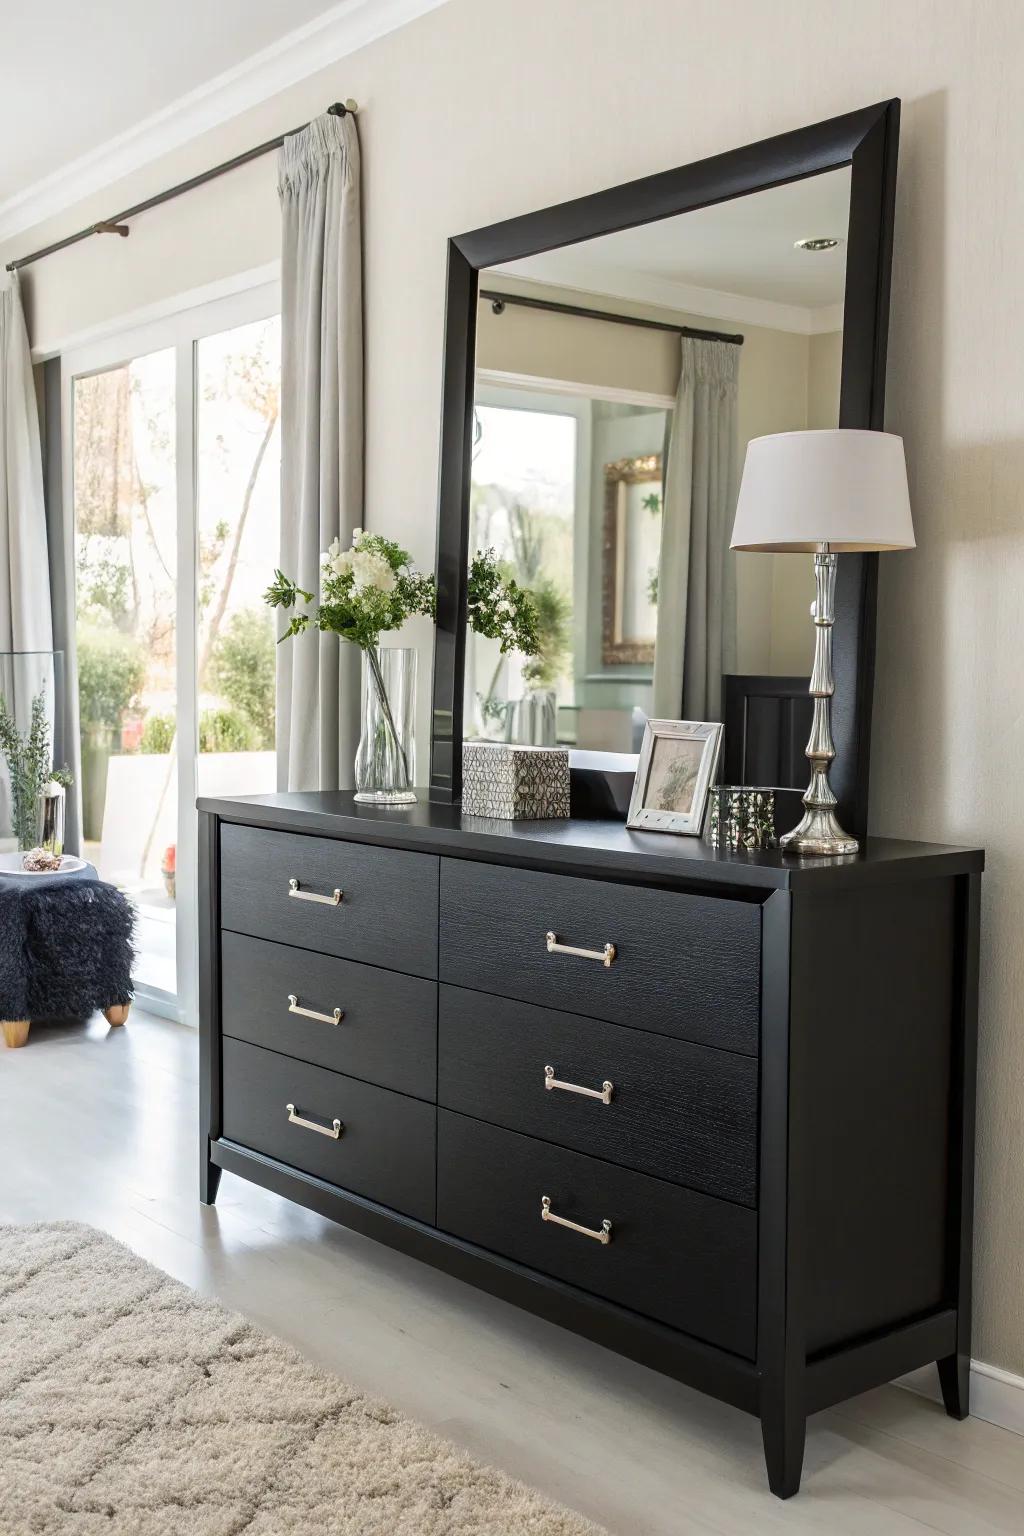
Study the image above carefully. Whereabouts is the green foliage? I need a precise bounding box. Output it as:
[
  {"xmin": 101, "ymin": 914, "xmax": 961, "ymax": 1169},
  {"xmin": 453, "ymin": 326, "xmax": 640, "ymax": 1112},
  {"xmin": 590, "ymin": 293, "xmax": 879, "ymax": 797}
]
[
  {"xmin": 199, "ymin": 707, "xmax": 257, "ymax": 754},
  {"xmin": 0, "ymin": 686, "xmax": 70, "ymax": 850},
  {"xmin": 642, "ymin": 492, "xmax": 662, "ymax": 515},
  {"xmin": 521, "ymin": 577, "xmax": 571, "ymax": 690},
  {"xmin": 76, "ymin": 545, "xmax": 132, "ymax": 624},
  {"xmin": 209, "ymin": 608, "xmax": 276, "ymax": 748},
  {"xmin": 265, "ymin": 531, "xmax": 436, "ymax": 654},
  {"xmin": 77, "ymin": 627, "xmax": 145, "ymax": 727},
  {"xmin": 140, "ymin": 713, "xmax": 176, "ymax": 755},
  {"xmin": 466, "ymin": 550, "xmax": 540, "ymax": 657}
]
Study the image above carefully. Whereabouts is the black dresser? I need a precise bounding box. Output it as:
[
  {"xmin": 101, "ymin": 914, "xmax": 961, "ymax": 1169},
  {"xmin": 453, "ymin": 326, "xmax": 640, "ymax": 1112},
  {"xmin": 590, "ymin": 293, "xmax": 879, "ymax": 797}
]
[{"xmin": 197, "ymin": 792, "xmax": 982, "ymax": 1498}]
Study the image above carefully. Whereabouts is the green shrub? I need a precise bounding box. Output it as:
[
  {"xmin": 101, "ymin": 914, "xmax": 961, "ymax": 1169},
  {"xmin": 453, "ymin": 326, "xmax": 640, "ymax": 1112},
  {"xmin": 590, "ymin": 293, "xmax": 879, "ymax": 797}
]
[
  {"xmin": 140, "ymin": 713, "xmax": 176, "ymax": 754},
  {"xmin": 208, "ymin": 609, "xmax": 275, "ymax": 749},
  {"xmin": 77, "ymin": 627, "xmax": 145, "ymax": 727},
  {"xmin": 199, "ymin": 707, "xmax": 257, "ymax": 754}
]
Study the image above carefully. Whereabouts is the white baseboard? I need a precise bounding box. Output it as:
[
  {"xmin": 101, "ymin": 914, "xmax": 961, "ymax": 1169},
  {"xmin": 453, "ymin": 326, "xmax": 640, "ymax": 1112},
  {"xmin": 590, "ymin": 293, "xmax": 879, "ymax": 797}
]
[{"xmin": 896, "ymin": 1359, "xmax": 1024, "ymax": 1435}]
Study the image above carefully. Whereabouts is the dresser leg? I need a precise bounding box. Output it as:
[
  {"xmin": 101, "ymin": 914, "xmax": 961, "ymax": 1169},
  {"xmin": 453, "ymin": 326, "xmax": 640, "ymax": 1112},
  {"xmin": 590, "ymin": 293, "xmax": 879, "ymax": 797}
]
[
  {"xmin": 760, "ymin": 1400, "xmax": 806, "ymax": 1498},
  {"xmin": 201, "ymin": 1157, "xmax": 222, "ymax": 1206},
  {"xmin": 937, "ymin": 1352, "xmax": 969, "ymax": 1419}
]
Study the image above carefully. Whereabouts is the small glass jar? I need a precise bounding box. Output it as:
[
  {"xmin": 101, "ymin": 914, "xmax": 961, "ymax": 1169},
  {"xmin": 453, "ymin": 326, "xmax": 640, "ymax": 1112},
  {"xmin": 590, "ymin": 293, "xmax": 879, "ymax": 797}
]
[{"xmin": 707, "ymin": 786, "xmax": 777, "ymax": 851}]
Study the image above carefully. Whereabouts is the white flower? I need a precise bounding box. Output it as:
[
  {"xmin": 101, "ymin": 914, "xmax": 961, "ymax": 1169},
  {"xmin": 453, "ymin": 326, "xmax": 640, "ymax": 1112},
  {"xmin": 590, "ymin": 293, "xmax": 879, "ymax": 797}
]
[
  {"xmin": 351, "ymin": 526, "xmax": 364, "ymax": 545},
  {"xmin": 325, "ymin": 543, "xmax": 355, "ymax": 578},
  {"xmin": 351, "ymin": 548, "xmax": 396, "ymax": 593}
]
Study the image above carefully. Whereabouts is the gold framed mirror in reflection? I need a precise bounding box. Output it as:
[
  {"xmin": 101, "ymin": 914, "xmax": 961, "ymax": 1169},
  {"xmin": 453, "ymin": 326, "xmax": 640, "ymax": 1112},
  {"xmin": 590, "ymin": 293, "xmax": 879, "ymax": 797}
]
[{"xmin": 602, "ymin": 453, "xmax": 662, "ymax": 667}]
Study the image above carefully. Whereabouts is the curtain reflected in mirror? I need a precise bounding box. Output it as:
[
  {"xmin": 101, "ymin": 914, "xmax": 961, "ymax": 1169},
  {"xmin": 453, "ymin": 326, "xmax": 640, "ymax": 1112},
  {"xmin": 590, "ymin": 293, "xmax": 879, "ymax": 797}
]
[{"xmin": 463, "ymin": 166, "xmax": 849, "ymax": 754}]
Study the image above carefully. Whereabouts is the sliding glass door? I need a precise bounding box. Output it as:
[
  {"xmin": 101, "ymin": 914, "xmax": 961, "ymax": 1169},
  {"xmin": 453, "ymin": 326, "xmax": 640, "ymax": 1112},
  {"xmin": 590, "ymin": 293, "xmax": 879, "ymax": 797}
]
[{"xmin": 64, "ymin": 286, "xmax": 280, "ymax": 1020}]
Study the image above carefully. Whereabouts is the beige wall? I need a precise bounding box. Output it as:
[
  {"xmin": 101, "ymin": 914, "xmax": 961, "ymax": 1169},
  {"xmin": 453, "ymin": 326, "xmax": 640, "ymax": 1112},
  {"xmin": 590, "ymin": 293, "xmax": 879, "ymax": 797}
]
[{"xmin": 4, "ymin": 0, "xmax": 1022, "ymax": 1374}]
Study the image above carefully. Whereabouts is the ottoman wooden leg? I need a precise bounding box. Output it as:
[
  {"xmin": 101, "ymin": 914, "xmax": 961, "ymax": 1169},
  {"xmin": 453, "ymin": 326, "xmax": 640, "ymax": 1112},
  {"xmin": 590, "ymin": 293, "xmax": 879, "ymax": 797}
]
[
  {"xmin": 104, "ymin": 1004, "xmax": 130, "ymax": 1027},
  {"xmin": 2, "ymin": 1020, "xmax": 30, "ymax": 1048}
]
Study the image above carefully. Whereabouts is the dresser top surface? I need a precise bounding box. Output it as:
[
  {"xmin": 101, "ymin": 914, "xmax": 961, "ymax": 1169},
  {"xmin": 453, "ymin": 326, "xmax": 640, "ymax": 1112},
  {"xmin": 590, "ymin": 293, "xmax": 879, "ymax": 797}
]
[{"xmin": 198, "ymin": 792, "xmax": 983, "ymax": 893}]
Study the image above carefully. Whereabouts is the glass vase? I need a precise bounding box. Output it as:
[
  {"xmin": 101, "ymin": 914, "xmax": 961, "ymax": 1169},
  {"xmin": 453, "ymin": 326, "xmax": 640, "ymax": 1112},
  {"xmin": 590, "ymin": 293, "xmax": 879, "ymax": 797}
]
[
  {"xmin": 505, "ymin": 688, "xmax": 557, "ymax": 748},
  {"xmin": 354, "ymin": 646, "xmax": 417, "ymax": 805}
]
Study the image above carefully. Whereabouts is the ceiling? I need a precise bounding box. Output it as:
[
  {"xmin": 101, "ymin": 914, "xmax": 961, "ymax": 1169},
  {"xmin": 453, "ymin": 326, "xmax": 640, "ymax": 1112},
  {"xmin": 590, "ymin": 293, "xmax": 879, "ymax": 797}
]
[
  {"xmin": 494, "ymin": 167, "xmax": 852, "ymax": 334},
  {"xmin": 0, "ymin": 0, "xmax": 450, "ymax": 243}
]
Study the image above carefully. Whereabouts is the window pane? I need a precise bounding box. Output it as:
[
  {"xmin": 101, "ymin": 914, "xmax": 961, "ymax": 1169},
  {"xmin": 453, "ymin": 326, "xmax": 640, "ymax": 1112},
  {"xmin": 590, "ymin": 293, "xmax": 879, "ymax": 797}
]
[
  {"xmin": 73, "ymin": 349, "xmax": 177, "ymax": 996},
  {"xmin": 467, "ymin": 404, "xmax": 576, "ymax": 739},
  {"xmin": 195, "ymin": 315, "xmax": 280, "ymax": 797}
]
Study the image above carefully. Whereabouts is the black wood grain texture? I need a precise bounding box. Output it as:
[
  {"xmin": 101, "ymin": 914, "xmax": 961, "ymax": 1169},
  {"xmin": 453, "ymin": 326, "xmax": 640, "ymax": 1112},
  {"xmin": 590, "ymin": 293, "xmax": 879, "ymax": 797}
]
[
  {"xmin": 805, "ymin": 1310, "xmax": 956, "ymax": 1416},
  {"xmin": 792, "ymin": 877, "xmax": 956, "ymax": 1354},
  {"xmin": 221, "ymin": 931, "xmax": 437, "ymax": 1101},
  {"xmin": 437, "ymin": 1110, "xmax": 756, "ymax": 1357},
  {"xmin": 211, "ymin": 1137, "xmax": 760, "ymax": 1413},
  {"xmin": 438, "ymin": 985, "xmax": 757, "ymax": 1204},
  {"xmin": 219, "ymin": 823, "xmax": 439, "ymax": 977},
  {"xmin": 221, "ymin": 1038, "xmax": 436, "ymax": 1223},
  {"xmin": 198, "ymin": 808, "xmax": 222, "ymax": 1205},
  {"xmin": 439, "ymin": 858, "xmax": 761, "ymax": 1055},
  {"xmin": 939, "ymin": 870, "xmax": 981, "ymax": 1418},
  {"xmin": 757, "ymin": 889, "xmax": 805, "ymax": 1498},
  {"xmin": 198, "ymin": 793, "xmax": 983, "ymax": 894}
]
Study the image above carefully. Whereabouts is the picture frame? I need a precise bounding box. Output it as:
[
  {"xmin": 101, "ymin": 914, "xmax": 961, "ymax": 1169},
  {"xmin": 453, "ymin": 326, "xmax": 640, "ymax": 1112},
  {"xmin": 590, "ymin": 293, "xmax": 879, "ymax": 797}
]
[{"xmin": 626, "ymin": 719, "xmax": 723, "ymax": 836}]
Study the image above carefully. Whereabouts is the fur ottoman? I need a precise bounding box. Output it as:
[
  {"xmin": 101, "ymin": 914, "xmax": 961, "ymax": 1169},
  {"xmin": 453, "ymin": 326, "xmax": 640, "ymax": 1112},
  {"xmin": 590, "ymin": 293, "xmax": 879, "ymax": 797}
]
[{"xmin": 0, "ymin": 876, "xmax": 135, "ymax": 1047}]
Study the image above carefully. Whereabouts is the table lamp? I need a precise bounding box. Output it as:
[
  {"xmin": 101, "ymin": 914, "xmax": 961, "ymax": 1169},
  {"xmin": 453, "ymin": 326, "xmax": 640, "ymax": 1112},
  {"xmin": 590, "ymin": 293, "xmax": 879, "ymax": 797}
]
[{"xmin": 730, "ymin": 429, "xmax": 914, "ymax": 855}]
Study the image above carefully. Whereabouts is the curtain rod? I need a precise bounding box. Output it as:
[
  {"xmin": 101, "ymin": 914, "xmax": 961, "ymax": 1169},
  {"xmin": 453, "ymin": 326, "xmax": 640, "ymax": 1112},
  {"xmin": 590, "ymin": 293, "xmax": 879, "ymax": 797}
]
[
  {"xmin": 479, "ymin": 288, "xmax": 744, "ymax": 346},
  {"xmin": 6, "ymin": 100, "xmax": 358, "ymax": 274}
]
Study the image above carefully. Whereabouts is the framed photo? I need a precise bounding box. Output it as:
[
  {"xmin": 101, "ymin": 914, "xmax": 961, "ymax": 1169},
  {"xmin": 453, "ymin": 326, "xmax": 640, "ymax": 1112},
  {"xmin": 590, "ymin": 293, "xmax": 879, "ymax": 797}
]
[{"xmin": 626, "ymin": 719, "xmax": 723, "ymax": 836}]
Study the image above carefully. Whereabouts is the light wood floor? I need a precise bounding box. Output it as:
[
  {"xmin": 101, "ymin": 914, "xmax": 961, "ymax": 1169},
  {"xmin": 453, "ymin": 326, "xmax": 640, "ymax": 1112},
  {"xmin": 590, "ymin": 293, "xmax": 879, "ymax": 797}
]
[{"xmin": 2, "ymin": 1012, "xmax": 1021, "ymax": 1535}]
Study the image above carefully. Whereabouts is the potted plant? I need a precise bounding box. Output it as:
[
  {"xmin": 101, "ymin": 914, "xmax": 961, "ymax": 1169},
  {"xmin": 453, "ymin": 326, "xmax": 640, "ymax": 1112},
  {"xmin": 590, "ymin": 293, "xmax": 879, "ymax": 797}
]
[
  {"xmin": 161, "ymin": 843, "xmax": 176, "ymax": 900},
  {"xmin": 0, "ymin": 687, "xmax": 72, "ymax": 853}
]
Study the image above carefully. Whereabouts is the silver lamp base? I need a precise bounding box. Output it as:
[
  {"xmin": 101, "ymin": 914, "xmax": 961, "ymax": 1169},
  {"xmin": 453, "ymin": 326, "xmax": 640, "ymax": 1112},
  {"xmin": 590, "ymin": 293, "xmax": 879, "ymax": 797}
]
[
  {"xmin": 780, "ymin": 805, "xmax": 859, "ymax": 857},
  {"xmin": 783, "ymin": 546, "xmax": 860, "ymax": 858}
]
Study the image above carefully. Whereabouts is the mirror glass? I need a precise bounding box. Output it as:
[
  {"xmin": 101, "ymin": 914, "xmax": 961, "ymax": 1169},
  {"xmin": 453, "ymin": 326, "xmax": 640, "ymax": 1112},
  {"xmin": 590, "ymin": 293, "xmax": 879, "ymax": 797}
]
[{"xmin": 463, "ymin": 166, "xmax": 850, "ymax": 752}]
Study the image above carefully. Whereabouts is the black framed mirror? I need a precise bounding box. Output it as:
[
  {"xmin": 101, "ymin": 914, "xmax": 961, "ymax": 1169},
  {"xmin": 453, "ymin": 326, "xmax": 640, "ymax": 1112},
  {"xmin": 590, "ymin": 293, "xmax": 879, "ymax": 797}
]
[{"xmin": 429, "ymin": 100, "xmax": 899, "ymax": 841}]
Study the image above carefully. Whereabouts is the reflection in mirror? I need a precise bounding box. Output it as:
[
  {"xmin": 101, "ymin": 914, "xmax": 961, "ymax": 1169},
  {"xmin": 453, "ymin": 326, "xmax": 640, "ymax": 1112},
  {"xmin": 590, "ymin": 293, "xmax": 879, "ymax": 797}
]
[{"xmin": 463, "ymin": 167, "xmax": 850, "ymax": 754}]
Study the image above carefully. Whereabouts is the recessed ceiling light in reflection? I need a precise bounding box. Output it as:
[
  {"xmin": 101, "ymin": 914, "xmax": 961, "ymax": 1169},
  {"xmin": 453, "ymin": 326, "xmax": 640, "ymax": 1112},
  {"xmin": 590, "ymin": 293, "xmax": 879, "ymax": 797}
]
[{"xmin": 794, "ymin": 236, "xmax": 843, "ymax": 252}]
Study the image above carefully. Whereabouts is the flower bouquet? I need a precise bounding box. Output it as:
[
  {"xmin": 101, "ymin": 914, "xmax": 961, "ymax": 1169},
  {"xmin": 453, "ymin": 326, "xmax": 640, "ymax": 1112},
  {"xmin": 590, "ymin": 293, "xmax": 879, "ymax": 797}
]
[{"xmin": 267, "ymin": 533, "xmax": 540, "ymax": 802}]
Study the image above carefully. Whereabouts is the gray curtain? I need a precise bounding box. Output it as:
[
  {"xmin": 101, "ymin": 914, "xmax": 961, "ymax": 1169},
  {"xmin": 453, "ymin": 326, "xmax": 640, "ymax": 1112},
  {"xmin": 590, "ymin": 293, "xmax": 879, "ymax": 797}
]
[
  {"xmin": 1, "ymin": 275, "xmax": 52, "ymax": 656},
  {"xmin": 651, "ymin": 337, "xmax": 739, "ymax": 722},
  {"xmin": 276, "ymin": 111, "xmax": 363, "ymax": 791},
  {"xmin": 0, "ymin": 275, "xmax": 55, "ymax": 838}
]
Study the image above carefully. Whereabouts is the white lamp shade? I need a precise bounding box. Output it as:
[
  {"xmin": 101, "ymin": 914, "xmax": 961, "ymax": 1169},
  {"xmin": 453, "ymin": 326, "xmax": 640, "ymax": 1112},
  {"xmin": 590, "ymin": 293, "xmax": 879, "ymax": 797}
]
[{"xmin": 730, "ymin": 429, "xmax": 915, "ymax": 553}]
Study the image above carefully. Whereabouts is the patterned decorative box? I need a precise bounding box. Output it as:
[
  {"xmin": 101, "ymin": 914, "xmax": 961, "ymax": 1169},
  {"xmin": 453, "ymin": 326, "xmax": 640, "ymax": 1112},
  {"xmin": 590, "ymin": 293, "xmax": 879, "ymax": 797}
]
[{"xmin": 462, "ymin": 741, "xmax": 571, "ymax": 820}]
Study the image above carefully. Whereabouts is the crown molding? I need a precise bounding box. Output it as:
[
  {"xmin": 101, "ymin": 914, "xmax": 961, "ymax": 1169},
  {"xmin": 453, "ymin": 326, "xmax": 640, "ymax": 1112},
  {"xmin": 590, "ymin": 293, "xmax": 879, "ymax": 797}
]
[
  {"xmin": 0, "ymin": 0, "xmax": 450, "ymax": 247},
  {"xmin": 492, "ymin": 259, "xmax": 843, "ymax": 338}
]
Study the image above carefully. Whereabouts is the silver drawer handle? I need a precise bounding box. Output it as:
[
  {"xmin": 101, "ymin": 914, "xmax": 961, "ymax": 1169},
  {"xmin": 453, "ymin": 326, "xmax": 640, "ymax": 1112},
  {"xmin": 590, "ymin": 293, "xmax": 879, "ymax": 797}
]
[
  {"xmin": 288, "ymin": 878, "xmax": 343, "ymax": 906},
  {"xmin": 546, "ymin": 931, "xmax": 616, "ymax": 967},
  {"xmin": 545, "ymin": 1064, "xmax": 614, "ymax": 1105},
  {"xmin": 286, "ymin": 1102, "xmax": 343, "ymax": 1139},
  {"xmin": 541, "ymin": 1195, "xmax": 612, "ymax": 1245},
  {"xmin": 288, "ymin": 993, "xmax": 344, "ymax": 1025}
]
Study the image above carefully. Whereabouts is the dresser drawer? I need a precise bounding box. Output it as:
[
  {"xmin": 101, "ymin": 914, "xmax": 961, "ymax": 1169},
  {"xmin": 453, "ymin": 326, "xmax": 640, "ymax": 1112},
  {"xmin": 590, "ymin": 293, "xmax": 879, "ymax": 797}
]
[
  {"xmin": 437, "ymin": 1110, "xmax": 755, "ymax": 1355},
  {"xmin": 220, "ymin": 824, "xmax": 438, "ymax": 977},
  {"xmin": 438, "ymin": 986, "xmax": 757, "ymax": 1205},
  {"xmin": 221, "ymin": 932, "xmax": 436, "ymax": 1100},
  {"xmin": 439, "ymin": 860, "xmax": 760, "ymax": 1054},
  {"xmin": 221, "ymin": 1039, "xmax": 435, "ymax": 1223}
]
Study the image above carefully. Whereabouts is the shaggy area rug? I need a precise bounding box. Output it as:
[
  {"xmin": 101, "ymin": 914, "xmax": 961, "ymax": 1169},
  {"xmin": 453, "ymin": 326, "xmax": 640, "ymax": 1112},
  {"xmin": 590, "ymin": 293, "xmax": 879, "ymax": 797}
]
[{"xmin": 0, "ymin": 1222, "xmax": 605, "ymax": 1536}]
